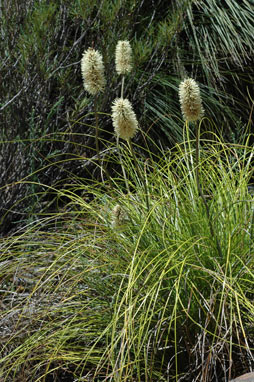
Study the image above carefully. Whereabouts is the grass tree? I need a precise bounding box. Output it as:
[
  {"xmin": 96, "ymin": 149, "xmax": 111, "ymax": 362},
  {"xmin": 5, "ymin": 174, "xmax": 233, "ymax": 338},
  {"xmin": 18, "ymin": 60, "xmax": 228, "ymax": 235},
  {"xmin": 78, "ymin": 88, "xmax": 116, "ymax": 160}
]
[{"xmin": 1, "ymin": 1, "xmax": 254, "ymax": 381}]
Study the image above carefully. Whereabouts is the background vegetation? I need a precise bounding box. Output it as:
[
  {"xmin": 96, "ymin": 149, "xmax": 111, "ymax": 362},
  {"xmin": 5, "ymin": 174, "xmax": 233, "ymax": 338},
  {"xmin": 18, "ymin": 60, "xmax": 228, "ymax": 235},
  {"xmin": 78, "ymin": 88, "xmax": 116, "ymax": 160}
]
[
  {"xmin": 1, "ymin": 0, "xmax": 254, "ymax": 381},
  {"xmin": 1, "ymin": 0, "xmax": 254, "ymax": 234}
]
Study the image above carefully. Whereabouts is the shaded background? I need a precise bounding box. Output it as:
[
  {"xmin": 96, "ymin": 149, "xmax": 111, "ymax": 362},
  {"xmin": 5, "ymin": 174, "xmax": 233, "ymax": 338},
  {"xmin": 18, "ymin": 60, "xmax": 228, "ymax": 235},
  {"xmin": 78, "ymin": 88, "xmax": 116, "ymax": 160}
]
[{"xmin": 1, "ymin": 0, "xmax": 254, "ymax": 235}]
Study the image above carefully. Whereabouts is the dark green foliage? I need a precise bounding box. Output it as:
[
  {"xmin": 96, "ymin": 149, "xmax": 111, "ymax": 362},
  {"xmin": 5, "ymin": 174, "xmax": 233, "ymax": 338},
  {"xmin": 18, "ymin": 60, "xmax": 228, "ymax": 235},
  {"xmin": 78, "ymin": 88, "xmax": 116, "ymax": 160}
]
[{"xmin": 1, "ymin": 0, "xmax": 254, "ymax": 234}]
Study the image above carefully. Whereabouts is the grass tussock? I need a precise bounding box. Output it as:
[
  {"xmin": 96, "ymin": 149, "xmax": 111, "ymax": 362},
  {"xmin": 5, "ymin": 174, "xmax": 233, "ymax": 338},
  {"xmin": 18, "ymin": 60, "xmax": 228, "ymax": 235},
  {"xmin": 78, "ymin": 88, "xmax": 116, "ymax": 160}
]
[
  {"xmin": 1, "ymin": 132, "xmax": 254, "ymax": 381},
  {"xmin": 1, "ymin": 4, "xmax": 254, "ymax": 378}
]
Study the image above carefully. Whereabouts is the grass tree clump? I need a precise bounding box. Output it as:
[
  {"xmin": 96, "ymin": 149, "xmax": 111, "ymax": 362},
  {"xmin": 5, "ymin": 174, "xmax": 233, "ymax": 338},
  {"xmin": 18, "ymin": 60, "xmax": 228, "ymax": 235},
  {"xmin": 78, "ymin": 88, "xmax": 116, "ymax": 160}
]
[
  {"xmin": 1, "ymin": 29, "xmax": 254, "ymax": 382},
  {"xmin": 1, "ymin": 136, "xmax": 254, "ymax": 381}
]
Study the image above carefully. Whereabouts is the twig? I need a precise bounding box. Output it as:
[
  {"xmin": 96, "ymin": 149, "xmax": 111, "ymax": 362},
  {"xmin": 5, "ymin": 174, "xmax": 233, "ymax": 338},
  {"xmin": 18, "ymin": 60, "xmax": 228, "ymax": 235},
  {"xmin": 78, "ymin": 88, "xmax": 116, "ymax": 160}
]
[{"xmin": 0, "ymin": 89, "xmax": 23, "ymax": 111}]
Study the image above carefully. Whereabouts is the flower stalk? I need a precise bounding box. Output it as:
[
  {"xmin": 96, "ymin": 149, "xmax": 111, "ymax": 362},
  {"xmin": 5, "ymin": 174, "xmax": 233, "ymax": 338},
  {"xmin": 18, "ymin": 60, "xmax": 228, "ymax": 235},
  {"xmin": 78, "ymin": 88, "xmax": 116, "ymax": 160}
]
[
  {"xmin": 81, "ymin": 47, "xmax": 105, "ymax": 161},
  {"xmin": 112, "ymin": 40, "xmax": 149, "ymax": 210},
  {"xmin": 81, "ymin": 48, "xmax": 112, "ymax": 187},
  {"xmin": 179, "ymin": 78, "xmax": 222, "ymax": 258},
  {"xmin": 111, "ymin": 97, "xmax": 138, "ymax": 193},
  {"xmin": 115, "ymin": 40, "xmax": 132, "ymax": 99}
]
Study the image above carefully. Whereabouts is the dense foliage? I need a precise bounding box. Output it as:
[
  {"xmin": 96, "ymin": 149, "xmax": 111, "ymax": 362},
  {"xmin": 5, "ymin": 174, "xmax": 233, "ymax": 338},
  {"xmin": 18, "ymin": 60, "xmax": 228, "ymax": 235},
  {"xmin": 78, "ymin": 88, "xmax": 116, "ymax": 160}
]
[
  {"xmin": 1, "ymin": 1, "xmax": 254, "ymax": 381},
  {"xmin": 1, "ymin": 135, "xmax": 254, "ymax": 381},
  {"xmin": 1, "ymin": 0, "xmax": 254, "ymax": 234}
]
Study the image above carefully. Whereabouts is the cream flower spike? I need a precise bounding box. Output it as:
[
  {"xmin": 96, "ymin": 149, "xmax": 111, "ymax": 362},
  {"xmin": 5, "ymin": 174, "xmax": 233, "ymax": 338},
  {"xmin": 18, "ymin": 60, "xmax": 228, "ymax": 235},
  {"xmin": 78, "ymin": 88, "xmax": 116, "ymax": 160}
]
[
  {"xmin": 111, "ymin": 204, "xmax": 126, "ymax": 228},
  {"xmin": 179, "ymin": 78, "xmax": 204, "ymax": 122},
  {"xmin": 81, "ymin": 48, "xmax": 106, "ymax": 95},
  {"xmin": 115, "ymin": 40, "xmax": 132, "ymax": 75},
  {"xmin": 111, "ymin": 98, "xmax": 138, "ymax": 140}
]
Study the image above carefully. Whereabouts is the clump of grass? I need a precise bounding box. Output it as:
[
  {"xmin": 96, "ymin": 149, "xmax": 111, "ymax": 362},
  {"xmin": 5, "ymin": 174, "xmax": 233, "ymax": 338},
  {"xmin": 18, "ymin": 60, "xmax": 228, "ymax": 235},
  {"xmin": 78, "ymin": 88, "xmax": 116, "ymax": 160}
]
[
  {"xmin": 1, "ymin": 132, "xmax": 254, "ymax": 381},
  {"xmin": 1, "ymin": 23, "xmax": 254, "ymax": 382}
]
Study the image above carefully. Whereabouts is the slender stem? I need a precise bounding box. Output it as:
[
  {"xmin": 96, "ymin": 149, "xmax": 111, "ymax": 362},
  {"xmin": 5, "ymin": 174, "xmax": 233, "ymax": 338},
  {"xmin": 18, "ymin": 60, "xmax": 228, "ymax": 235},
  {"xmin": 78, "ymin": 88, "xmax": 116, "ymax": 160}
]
[
  {"xmin": 121, "ymin": 76, "xmax": 125, "ymax": 99},
  {"xmin": 195, "ymin": 122, "xmax": 200, "ymax": 196},
  {"xmin": 117, "ymin": 136, "xmax": 130, "ymax": 193},
  {"xmin": 185, "ymin": 121, "xmax": 195, "ymax": 201},
  {"xmin": 128, "ymin": 139, "xmax": 150, "ymax": 211},
  {"xmin": 195, "ymin": 121, "xmax": 223, "ymax": 259},
  {"xmin": 94, "ymin": 95, "xmax": 100, "ymax": 162},
  {"xmin": 94, "ymin": 96, "xmax": 113, "ymax": 189}
]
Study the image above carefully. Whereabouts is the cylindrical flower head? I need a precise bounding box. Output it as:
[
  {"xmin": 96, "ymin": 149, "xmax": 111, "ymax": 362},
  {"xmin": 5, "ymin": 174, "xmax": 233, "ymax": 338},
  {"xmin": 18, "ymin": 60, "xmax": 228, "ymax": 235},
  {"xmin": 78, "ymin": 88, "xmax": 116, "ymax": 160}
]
[
  {"xmin": 81, "ymin": 48, "xmax": 106, "ymax": 95},
  {"xmin": 115, "ymin": 40, "xmax": 132, "ymax": 75},
  {"xmin": 179, "ymin": 78, "xmax": 204, "ymax": 122},
  {"xmin": 112, "ymin": 204, "xmax": 125, "ymax": 228},
  {"xmin": 111, "ymin": 98, "xmax": 138, "ymax": 140}
]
